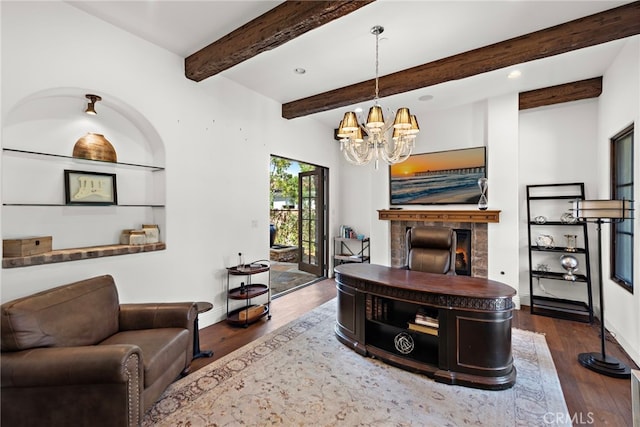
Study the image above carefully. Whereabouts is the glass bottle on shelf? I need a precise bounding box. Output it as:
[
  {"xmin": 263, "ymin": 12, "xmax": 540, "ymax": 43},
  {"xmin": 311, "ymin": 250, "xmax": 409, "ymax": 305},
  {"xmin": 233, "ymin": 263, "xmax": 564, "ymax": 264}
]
[{"xmin": 237, "ymin": 252, "xmax": 245, "ymax": 271}]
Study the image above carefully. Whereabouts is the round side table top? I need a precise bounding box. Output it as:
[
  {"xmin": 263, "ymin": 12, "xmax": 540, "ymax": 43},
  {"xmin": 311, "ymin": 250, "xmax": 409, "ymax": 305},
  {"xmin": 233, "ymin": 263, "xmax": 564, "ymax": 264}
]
[{"xmin": 196, "ymin": 301, "xmax": 213, "ymax": 314}]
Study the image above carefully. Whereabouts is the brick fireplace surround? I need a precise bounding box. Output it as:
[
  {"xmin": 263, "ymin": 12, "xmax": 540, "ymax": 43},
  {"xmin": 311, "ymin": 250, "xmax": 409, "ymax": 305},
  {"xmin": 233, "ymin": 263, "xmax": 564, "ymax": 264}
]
[{"xmin": 378, "ymin": 210, "xmax": 501, "ymax": 279}]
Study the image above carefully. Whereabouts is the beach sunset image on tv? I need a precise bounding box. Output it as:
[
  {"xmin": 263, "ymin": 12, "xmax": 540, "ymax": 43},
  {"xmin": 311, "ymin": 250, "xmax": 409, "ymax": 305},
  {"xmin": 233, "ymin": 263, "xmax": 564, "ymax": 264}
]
[{"xmin": 389, "ymin": 147, "xmax": 486, "ymax": 205}]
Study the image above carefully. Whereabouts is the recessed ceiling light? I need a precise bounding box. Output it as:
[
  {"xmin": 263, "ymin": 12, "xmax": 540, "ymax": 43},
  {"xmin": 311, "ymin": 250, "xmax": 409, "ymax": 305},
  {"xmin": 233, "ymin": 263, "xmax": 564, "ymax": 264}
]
[
  {"xmin": 508, "ymin": 70, "xmax": 522, "ymax": 79},
  {"xmin": 354, "ymin": 107, "xmax": 363, "ymax": 113},
  {"xmin": 418, "ymin": 95, "xmax": 434, "ymax": 102},
  {"xmin": 294, "ymin": 68, "xmax": 306, "ymax": 74}
]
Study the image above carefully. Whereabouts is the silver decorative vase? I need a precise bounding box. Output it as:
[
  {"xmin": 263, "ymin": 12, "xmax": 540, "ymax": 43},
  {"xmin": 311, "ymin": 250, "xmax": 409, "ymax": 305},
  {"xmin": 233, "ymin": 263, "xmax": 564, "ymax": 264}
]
[{"xmin": 560, "ymin": 254, "xmax": 579, "ymax": 281}]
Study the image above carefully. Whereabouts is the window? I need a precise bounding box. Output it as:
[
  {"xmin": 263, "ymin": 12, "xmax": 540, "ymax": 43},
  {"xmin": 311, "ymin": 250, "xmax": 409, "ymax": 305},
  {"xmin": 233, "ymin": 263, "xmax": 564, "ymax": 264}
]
[{"xmin": 610, "ymin": 124, "xmax": 634, "ymax": 292}]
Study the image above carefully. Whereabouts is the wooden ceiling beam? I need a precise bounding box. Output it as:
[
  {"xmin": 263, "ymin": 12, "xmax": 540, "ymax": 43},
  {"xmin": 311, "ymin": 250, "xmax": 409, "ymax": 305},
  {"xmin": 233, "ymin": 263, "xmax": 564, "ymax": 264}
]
[
  {"xmin": 185, "ymin": 0, "xmax": 375, "ymax": 82},
  {"xmin": 519, "ymin": 77, "xmax": 603, "ymax": 110},
  {"xmin": 283, "ymin": 1, "xmax": 640, "ymax": 119}
]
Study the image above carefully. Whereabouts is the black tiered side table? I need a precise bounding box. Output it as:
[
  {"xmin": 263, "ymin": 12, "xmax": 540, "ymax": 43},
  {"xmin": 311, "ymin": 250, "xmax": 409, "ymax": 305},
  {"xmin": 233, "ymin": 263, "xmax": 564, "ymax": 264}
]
[{"xmin": 226, "ymin": 262, "xmax": 271, "ymax": 327}]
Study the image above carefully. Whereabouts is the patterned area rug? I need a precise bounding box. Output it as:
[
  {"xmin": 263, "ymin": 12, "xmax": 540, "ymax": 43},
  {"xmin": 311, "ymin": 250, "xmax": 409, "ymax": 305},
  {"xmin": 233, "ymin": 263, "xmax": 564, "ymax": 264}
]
[{"xmin": 144, "ymin": 299, "xmax": 570, "ymax": 426}]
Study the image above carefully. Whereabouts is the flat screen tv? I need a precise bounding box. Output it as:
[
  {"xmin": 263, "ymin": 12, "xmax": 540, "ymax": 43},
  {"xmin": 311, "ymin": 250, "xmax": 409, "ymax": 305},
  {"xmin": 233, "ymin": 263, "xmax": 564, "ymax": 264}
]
[{"xmin": 389, "ymin": 146, "xmax": 487, "ymax": 205}]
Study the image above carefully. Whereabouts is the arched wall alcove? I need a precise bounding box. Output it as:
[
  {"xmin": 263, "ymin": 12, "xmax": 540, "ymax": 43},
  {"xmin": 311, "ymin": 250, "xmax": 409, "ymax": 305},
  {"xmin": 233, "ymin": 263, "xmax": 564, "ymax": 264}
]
[
  {"xmin": 2, "ymin": 87, "xmax": 167, "ymax": 261},
  {"xmin": 3, "ymin": 87, "xmax": 165, "ymax": 165}
]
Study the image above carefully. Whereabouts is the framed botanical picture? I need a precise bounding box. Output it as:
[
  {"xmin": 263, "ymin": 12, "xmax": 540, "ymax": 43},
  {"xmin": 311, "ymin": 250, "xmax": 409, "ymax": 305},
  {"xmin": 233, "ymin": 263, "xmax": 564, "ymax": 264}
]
[{"xmin": 64, "ymin": 170, "xmax": 117, "ymax": 205}]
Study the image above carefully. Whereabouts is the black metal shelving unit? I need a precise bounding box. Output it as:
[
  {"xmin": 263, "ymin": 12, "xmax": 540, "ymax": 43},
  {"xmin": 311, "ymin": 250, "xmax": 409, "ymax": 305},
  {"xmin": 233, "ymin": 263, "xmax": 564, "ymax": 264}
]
[
  {"xmin": 333, "ymin": 237, "xmax": 370, "ymax": 266},
  {"xmin": 526, "ymin": 183, "xmax": 594, "ymax": 323}
]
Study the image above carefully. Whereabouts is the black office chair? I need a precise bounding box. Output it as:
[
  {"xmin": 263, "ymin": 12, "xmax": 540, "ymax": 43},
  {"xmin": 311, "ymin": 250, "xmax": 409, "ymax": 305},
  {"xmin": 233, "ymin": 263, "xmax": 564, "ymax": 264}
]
[{"xmin": 405, "ymin": 226, "xmax": 457, "ymax": 275}]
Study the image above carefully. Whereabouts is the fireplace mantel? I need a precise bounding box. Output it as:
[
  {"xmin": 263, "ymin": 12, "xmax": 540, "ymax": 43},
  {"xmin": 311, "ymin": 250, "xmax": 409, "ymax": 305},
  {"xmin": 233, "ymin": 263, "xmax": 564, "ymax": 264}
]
[{"xmin": 378, "ymin": 209, "xmax": 500, "ymax": 223}]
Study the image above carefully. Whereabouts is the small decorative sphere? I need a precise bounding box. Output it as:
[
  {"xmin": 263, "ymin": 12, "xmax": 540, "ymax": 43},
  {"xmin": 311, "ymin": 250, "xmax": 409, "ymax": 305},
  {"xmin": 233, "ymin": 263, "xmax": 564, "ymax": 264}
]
[{"xmin": 560, "ymin": 255, "xmax": 578, "ymax": 271}]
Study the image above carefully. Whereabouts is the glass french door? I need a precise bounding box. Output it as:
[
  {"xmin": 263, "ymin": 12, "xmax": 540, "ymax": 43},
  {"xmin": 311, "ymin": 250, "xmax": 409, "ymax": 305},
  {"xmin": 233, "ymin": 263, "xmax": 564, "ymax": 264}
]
[{"xmin": 298, "ymin": 168, "xmax": 325, "ymax": 276}]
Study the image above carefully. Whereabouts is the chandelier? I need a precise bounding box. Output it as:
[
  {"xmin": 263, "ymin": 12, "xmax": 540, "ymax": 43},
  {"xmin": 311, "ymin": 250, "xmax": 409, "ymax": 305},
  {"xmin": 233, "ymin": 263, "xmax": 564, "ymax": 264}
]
[{"xmin": 337, "ymin": 25, "xmax": 419, "ymax": 168}]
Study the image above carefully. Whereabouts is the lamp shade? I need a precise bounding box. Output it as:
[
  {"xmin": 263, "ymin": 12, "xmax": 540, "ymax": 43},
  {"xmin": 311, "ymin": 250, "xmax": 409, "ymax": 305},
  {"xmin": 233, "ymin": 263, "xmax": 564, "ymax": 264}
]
[
  {"xmin": 341, "ymin": 112, "xmax": 360, "ymax": 131},
  {"xmin": 353, "ymin": 127, "xmax": 364, "ymax": 142},
  {"xmin": 392, "ymin": 108, "xmax": 412, "ymax": 129},
  {"xmin": 572, "ymin": 199, "xmax": 634, "ymax": 219},
  {"xmin": 365, "ymin": 105, "xmax": 385, "ymax": 129},
  {"xmin": 408, "ymin": 115, "xmax": 420, "ymax": 134},
  {"xmin": 85, "ymin": 94, "xmax": 101, "ymax": 115},
  {"xmin": 85, "ymin": 103, "xmax": 97, "ymax": 115},
  {"xmin": 337, "ymin": 119, "xmax": 351, "ymax": 138}
]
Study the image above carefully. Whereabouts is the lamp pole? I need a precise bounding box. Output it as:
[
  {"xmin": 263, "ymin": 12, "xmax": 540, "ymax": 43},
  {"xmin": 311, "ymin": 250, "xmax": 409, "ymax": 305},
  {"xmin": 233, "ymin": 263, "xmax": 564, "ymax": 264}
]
[{"xmin": 577, "ymin": 218, "xmax": 630, "ymax": 378}]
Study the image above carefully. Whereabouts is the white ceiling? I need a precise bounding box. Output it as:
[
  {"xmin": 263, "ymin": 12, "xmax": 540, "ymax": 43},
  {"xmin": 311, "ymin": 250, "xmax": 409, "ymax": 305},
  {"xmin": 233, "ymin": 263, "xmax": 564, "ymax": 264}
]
[{"xmin": 66, "ymin": 1, "xmax": 634, "ymax": 127}]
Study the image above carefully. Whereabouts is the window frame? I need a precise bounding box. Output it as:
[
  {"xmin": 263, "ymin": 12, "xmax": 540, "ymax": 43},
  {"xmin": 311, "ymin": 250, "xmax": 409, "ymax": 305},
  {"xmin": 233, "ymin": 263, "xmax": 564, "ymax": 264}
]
[{"xmin": 610, "ymin": 124, "xmax": 634, "ymax": 293}]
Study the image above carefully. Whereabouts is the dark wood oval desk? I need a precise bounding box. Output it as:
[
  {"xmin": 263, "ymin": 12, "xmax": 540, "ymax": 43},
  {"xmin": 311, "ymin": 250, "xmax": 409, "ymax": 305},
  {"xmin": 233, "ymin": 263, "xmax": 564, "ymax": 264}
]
[{"xmin": 334, "ymin": 263, "xmax": 517, "ymax": 390}]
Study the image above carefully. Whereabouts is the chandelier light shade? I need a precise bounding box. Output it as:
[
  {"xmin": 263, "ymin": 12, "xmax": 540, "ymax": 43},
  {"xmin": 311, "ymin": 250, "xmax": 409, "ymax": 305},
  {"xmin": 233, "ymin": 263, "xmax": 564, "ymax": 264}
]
[
  {"xmin": 337, "ymin": 26, "xmax": 419, "ymax": 168},
  {"xmin": 366, "ymin": 105, "xmax": 384, "ymax": 128},
  {"xmin": 571, "ymin": 198, "xmax": 634, "ymax": 378}
]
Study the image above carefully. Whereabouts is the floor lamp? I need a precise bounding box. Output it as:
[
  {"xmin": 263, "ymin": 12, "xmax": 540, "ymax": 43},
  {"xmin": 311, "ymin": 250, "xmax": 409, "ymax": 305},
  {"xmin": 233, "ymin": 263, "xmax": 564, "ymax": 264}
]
[{"xmin": 573, "ymin": 199, "xmax": 634, "ymax": 378}]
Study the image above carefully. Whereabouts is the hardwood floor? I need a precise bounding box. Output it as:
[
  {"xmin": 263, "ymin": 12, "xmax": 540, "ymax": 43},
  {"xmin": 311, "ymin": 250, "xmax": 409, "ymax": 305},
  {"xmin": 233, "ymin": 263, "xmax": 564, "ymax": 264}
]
[
  {"xmin": 190, "ymin": 278, "xmax": 638, "ymax": 426},
  {"xmin": 513, "ymin": 303, "xmax": 638, "ymax": 426}
]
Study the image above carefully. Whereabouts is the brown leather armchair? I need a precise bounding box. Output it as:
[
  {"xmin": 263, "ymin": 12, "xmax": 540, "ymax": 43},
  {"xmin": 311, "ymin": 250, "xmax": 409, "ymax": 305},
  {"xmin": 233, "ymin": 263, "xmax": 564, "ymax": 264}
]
[
  {"xmin": 405, "ymin": 226, "xmax": 457, "ymax": 275},
  {"xmin": 1, "ymin": 275, "xmax": 197, "ymax": 427}
]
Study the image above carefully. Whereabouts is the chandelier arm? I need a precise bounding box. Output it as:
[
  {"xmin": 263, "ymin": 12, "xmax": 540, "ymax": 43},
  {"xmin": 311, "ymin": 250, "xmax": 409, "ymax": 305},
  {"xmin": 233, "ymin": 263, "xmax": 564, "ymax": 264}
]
[
  {"xmin": 344, "ymin": 137, "xmax": 374, "ymax": 165},
  {"xmin": 380, "ymin": 137, "xmax": 402, "ymax": 160},
  {"xmin": 341, "ymin": 142, "xmax": 361, "ymax": 165},
  {"xmin": 380, "ymin": 135, "xmax": 414, "ymax": 164}
]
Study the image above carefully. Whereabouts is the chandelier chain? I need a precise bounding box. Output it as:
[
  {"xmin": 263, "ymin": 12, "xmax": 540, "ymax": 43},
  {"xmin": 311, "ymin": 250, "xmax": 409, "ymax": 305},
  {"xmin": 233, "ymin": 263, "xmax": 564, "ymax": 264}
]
[{"xmin": 374, "ymin": 28, "xmax": 379, "ymax": 101}]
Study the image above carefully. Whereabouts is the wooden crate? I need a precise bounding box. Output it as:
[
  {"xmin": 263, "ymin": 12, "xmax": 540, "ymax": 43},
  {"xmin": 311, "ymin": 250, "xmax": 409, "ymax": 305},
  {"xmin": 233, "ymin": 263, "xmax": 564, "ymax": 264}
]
[
  {"xmin": 3, "ymin": 236, "xmax": 52, "ymax": 257},
  {"xmin": 238, "ymin": 304, "xmax": 265, "ymax": 321}
]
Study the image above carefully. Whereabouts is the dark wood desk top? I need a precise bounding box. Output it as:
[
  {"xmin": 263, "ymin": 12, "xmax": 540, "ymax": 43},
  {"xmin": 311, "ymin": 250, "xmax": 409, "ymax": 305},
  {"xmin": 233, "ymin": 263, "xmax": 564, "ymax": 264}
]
[{"xmin": 334, "ymin": 263, "xmax": 516, "ymax": 300}]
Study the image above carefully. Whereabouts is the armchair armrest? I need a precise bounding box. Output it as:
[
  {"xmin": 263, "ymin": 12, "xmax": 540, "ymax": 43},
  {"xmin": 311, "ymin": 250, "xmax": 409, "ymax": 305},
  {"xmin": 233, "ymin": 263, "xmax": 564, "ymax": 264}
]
[
  {"xmin": 1, "ymin": 344, "xmax": 142, "ymax": 388},
  {"xmin": 2, "ymin": 345, "xmax": 143, "ymax": 426},
  {"xmin": 119, "ymin": 302, "xmax": 197, "ymax": 331}
]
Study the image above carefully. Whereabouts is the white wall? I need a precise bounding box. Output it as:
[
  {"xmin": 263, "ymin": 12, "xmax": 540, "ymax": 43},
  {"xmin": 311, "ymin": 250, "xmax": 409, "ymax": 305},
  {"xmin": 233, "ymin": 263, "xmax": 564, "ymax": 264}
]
[
  {"xmin": 0, "ymin": 1, "xmax": 343, "ymax": 327},
  {"xmin": 518, "ymin": 100, "xmax": 600, "ymax": 305},
  {"xmin": 364, "ymin": 102, "xmax": 489, "ymax": 266},
  {"xmin": 486, "ymin": 94, "xmax": 520, "ymax": 306},
  {"xmin": 597, "ymin": 36, "xmax": 640, "ymax": 365}
]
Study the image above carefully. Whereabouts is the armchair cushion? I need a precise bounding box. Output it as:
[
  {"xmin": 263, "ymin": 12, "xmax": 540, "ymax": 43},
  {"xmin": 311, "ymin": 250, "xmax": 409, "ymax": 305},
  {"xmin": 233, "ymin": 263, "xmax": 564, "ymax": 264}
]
[
  {"xmin": 100, "ymin": 328, "xmax": 189, "ymax": 388},
  {"xmin": 1, "ymin": 275, "xmax": 119, "ymax": 351}
]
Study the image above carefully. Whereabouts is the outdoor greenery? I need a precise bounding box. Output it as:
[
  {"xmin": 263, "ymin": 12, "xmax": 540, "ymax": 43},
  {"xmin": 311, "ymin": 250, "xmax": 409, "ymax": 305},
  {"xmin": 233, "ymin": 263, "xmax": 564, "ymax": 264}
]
[{"xmin": 270, "ymin": 156, "xmax": 314, "ymax": 246}]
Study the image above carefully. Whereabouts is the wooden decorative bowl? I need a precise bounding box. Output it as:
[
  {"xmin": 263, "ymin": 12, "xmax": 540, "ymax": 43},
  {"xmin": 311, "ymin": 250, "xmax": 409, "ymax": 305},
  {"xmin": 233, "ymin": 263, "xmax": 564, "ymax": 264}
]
[{"xmin": 72, "ymin": 132, "xmax": 117, "ymax": 162}]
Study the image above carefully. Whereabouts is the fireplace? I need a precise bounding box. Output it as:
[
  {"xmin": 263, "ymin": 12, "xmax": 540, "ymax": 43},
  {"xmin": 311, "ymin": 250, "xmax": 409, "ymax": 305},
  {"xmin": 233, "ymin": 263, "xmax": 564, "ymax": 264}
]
[
  {"xmin": 381, "ymin": 209, "xmax": 499, "ymax": 279},
  {"xmin": 454, "ymin": 229, "xmax": 472, "ymax": 276}
]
